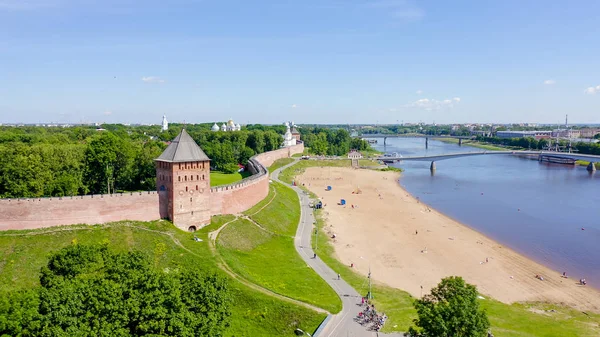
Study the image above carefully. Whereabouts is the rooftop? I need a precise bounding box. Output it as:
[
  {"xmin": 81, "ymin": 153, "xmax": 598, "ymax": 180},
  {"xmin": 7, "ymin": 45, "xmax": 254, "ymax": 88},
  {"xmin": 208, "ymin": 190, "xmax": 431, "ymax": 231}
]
[{"xmin": 156, "ymin": 129, "xmax": 210, "ymax": 162}]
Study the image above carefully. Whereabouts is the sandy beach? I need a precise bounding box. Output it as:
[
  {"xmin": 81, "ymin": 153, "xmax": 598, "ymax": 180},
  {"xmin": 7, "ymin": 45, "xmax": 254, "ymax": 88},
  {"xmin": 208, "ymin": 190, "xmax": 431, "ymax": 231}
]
[{"xmin": 298, "ymin": 166, "xmax": 600, "ymax": 312}]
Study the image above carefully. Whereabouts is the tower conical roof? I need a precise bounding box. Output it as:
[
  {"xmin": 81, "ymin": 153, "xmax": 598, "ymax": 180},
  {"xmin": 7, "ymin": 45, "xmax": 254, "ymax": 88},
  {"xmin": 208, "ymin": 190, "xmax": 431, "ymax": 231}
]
[{"xmin": 156, "ymin": 129, "xmax": 210, "ymax": 162}]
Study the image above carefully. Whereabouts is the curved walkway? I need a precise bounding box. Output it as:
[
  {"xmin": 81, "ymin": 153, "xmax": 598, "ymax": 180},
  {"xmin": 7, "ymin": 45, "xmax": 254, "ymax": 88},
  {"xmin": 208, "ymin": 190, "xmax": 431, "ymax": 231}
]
[{"xmin": 271, "ymin": 160, "xmax": 403, "ymax": 337}]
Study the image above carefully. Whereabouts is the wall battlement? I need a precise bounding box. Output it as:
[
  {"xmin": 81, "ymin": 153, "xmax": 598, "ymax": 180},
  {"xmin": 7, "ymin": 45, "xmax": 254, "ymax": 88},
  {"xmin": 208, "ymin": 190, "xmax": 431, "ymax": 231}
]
[
  {"xmin": 0, "ymin": 142, "xmax": 304, "ymax": 231},
  {"xmin": 0, "ymin": 191, "xmax": 158, "ymax": 203}
]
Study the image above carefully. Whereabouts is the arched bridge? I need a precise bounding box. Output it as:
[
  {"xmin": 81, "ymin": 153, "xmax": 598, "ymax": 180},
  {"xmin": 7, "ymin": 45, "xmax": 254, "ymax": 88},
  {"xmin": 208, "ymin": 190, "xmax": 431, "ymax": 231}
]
[{"xmin": 377, "ymin": 150, "xmax": 599, "ymax": 172}]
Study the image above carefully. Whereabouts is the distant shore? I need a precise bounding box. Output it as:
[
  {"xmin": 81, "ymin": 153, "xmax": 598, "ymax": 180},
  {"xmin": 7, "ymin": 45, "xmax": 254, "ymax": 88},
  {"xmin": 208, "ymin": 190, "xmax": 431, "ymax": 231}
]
[{"xmin": 298, "ymin": 166, "xmax": 600, "ymax": 312}]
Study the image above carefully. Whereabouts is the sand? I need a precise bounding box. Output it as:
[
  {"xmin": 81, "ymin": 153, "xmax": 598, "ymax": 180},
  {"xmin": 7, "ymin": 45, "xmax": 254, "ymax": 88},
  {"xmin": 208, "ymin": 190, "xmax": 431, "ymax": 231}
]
[{"xmin": 298, "ymin": 166, "xmax": 600, "ymax": 312}]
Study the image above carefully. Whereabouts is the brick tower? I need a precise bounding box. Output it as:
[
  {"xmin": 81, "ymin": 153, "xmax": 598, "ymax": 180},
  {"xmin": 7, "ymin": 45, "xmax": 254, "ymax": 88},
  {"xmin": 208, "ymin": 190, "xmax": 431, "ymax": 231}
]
[{"xmin": 155, "ymin": 129, "xmax": 211, "ymax": 231}]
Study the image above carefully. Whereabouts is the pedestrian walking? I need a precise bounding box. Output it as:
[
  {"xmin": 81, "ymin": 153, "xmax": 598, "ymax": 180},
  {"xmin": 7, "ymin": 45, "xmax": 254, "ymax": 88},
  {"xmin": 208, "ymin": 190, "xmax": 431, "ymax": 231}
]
[
  {"xmin": 313, "ymin": 253, "xmax": 317, "ymax": 259},
  {"xmin": 337, "ymin": 273, "xmax": 341, "ymax": 280}
]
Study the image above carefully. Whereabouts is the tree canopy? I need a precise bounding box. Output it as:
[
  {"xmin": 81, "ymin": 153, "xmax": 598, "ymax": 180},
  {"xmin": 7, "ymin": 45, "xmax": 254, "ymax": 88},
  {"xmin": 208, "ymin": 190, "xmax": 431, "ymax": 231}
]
[
  {"xmin": 406, "ymin": 276, "xmax": 490, "ymax": 337},
  {"xmin": 0, "ymin": 244, "xmax": 231, "ymax": 337},
  {"xmin": 0, "ymin": 124, "xmax": 286, "ymax": 198},
  {"xmin": 300, "ymin": 127, "xmax": 369, "ymax": 156}
]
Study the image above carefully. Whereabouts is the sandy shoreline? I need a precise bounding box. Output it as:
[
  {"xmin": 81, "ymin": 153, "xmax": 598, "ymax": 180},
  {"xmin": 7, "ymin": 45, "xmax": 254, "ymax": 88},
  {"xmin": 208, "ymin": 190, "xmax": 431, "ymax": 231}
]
[{"xmin": 298, "ymin": 166, "xmax": 600, "ymax": 312}]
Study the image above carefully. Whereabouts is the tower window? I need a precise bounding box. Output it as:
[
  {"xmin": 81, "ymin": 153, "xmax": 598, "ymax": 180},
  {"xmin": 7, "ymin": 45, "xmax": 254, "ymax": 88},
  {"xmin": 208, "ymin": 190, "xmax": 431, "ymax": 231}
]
[
  {"xmin": 185, "ymin": 176, "xmax": 187, "ymax": 181},
  {"xmin": 190, "ymin": 197, "xmax": 192, "ymax": 202},
  {"xmin": 178, "ymin": 176, "xmax": 181, "ymax": 182},
  {"xmin": 196, "ymin": 185, "xmax": 198, "ymax": 190},
  {"xmin": 186, "ymin": 186, "xmax": 188, "ymax": 191},
  {"xmin": 196, "ymin": 175, "xmax": 199, "ymax": 180},
  {"xmin": 191, "ymin": 175, "xmax": 193, "ymax": 181},
  {"xmin": 203, "ymin": 174, "xmax": 205, "ymax": 180},
  {"xmin": 179, "ymin": 163, "xmax": 181, "ymax": 170}
]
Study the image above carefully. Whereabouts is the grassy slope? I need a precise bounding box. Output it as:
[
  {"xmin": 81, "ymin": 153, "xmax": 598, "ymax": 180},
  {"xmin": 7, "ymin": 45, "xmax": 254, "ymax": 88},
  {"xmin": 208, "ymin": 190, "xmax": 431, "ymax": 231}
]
[
  {"xmin": 0, "ymin": 220, "xmax": 326, "ymax": 337},
  {"xmin": 268, "ymin": 158, "xmax": 295, "ymax": 174},
  {"xmin": 282, "ymin": 160, "xmax": 600, "ymax": 336},
  {"xmin": 216, "ymin": 182, "xmax": 342, "ymax": 313},
  {"xmin": 210, "ymin": 171, "xmax": 251, "ymax": 187}
]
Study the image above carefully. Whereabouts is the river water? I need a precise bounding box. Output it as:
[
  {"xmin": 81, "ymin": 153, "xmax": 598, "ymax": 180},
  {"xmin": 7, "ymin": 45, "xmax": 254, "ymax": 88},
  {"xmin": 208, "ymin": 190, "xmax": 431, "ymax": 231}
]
[{"xmin": 373, "ymin": 138, "xmax": 600, "ymax": 288}]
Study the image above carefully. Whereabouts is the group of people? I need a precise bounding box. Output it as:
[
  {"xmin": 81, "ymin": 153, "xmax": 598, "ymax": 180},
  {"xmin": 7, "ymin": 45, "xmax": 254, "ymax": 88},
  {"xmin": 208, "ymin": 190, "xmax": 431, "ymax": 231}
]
[{"xmin": 355, "ymin": 299, "xmax": 387, "ymax": 332}]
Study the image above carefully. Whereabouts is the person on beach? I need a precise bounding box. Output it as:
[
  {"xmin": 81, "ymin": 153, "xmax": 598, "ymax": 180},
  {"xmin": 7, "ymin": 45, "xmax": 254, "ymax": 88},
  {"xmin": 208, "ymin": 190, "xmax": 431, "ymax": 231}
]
[{"xmin": 415, "ymin": 230, "xmax": 418, "ymax": 235}]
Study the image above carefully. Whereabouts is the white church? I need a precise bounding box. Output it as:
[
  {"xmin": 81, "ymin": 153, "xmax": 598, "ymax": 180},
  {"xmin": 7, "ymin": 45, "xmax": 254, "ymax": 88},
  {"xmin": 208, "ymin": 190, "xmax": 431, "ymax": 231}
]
[{"xmin": 212, "ymin": 119, "xmax": 242, "ymax": 132}]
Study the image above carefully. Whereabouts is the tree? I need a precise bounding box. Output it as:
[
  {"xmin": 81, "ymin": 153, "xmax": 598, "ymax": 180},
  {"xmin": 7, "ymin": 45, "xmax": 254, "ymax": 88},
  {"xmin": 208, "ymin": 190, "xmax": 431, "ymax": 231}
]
[
  {"xmin": 1, "ymin": 244, "xmax": 231, "ymax": 337},
  {"xmin": 405, "ymin": 276, "xmax": 490, "ymax": 337}
]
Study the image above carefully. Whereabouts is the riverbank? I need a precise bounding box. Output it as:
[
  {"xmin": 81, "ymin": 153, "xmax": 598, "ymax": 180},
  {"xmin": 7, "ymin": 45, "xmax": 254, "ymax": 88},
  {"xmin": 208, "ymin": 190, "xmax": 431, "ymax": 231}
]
[
  {"xmin": 297, "ymin": 166, "xmax": 600, "ymax": 313},
  {"xmin": 437, "ymin": 138, "xmax": 600, "ymax": 169}
]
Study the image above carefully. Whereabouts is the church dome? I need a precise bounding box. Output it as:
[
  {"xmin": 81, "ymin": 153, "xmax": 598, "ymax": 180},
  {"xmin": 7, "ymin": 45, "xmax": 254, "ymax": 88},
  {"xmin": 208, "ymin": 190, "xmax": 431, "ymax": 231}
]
[
  {"xmin": 211, "ymin": 123, "xmax": 219, "ymax": 131},
  {"xmin": 236, "ymin": 123, "xmax": 241, "ymax": 131}
]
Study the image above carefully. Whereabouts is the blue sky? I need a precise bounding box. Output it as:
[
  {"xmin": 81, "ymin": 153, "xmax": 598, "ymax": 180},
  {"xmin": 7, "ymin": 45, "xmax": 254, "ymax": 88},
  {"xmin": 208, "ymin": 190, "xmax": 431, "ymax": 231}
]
[{"xmin": 1, "ymin": 0, "xmax": 599, "ymax": 125}]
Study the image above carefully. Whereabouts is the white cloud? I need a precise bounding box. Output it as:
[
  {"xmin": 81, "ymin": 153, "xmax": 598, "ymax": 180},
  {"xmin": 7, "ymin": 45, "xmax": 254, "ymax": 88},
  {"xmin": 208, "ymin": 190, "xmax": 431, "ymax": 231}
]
[
  {"xmin": 103, "ymin": 111, "xmax": 112, "ymax": 116},
  {"xmin": 416, "ymin": 90, "xmax": 423, "ymax": 95},
  {"xmin": 291, "ymin": 104, "xmax": 297, "ymax": 108},
  {"xmin": 405, "ymin": 97, "xmax": 461, "ymax": 111},
  {"xmin": 584, "ymin": 85, "xmax": 600, "ymax": 95},
  {"xmin": 543, "ymin": 79, "xmax": 556, "ymax": 85},
  {"xmin": 141, "ymin": 76, "xmax": 165, "ymax": 83}
]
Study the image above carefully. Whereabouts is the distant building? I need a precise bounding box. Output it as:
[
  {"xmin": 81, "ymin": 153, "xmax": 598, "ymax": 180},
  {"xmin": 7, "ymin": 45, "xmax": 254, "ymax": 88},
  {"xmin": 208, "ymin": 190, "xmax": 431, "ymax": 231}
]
[
  {"xmin": 579, "ymin": 128, "xmax": 600, "ymax": 138},
  {"xmin": 470, "ymin": 130, "xmax": 491, "ymax": 137},
  {"xmin": 283, "ymin": 121, "xmax": 297, "ymax": 147},
  {"xmin": 212, "ymin": 119, "xmax": 241, "ymax": 132},
  {"xmin": 291, "ymin": 124, "xmax": 301, "ymax": 142},
  {"xmin": 348, "ymin": 150, "xmax": 363, "ymax": 159},
  {"xmin": 161, "ymin": 115, "xmax": 168, "ymax": 132},
  {"xmin": 552, "ymin": 129, "xmax": 580, "ymax": 139},
  {"xmin": 496, "ymin": 130, "xmax": 552, "ymax": 139}
]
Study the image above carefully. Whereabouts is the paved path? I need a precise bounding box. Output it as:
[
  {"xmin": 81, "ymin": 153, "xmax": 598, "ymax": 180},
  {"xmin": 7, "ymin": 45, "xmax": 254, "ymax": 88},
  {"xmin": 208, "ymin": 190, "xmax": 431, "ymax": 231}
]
[{"xmin": 271, "ymin": 160, "xmax": 404, "ymax": 337}]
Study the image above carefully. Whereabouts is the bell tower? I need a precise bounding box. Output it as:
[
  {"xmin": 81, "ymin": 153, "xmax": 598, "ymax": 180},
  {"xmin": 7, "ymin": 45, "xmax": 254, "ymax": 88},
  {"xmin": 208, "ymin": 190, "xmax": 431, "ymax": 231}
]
[{"xmin": 155, "ymin": 129, "xmax": 211, "ymax": 231}]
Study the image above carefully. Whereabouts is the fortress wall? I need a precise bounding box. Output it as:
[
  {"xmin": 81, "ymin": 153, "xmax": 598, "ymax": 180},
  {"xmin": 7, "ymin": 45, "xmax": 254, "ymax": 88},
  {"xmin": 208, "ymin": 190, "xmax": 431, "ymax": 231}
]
[
  {"xmin": 0, "ymin": 143, "xmax": 305, "ymax": 231},
  {"xmin": 253, "ymin": 142, "xmax": 304, "ymax": 167},
  {"xmin": 0, "ymin": 192, "xmax": 160, "ymax": 231},
  {"xmin": 209, "ymin": 142, "xmax": 304, "ymax": 216}
]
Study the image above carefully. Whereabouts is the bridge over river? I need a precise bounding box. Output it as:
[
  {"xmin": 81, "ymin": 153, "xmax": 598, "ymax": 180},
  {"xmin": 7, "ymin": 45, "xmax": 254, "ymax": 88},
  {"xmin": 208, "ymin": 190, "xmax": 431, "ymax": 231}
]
[
  {"xmin": 359, "ymin": 133, "xmax": 473, "ymax": 146},
  {"xmin": 377, "ymin": 150, "xmax": 600, "ymax": 172}
]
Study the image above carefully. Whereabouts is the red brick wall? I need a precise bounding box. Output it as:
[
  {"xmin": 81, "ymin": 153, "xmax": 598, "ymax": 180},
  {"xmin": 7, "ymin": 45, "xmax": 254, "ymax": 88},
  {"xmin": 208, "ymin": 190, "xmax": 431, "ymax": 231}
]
[
  {"xmin": 0, "ymin": 192, "xmax": 160, "ymax": 231},
  {"xmin": 209, "ymin": 142, "xmax": 304, "ymax": 216},
  {"xmin": 0, "ymin": 143, "xmax": 304, "ymax": 231},
  {"xmin": 156, "ymin": 160, "xmax": 211, "ymax": 231}
]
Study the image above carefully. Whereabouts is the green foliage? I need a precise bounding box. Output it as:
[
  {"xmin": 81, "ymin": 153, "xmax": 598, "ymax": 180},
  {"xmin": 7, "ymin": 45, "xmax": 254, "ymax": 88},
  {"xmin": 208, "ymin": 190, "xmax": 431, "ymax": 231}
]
[
  {"xmin": 407, "ymin": 277, "xmax": 490, "ymax": 337},
  {"xmin": 1, "ymin": 243, "xmax": 232, "ymax": 337},
  {"xmin": 301, "ymin": 127, "xmax": 370, "ymax": 156},
  {"xmin": 0, "ymin": 124, "xmax": 287, "ymax": 198},
  {"xmin": 0, "ymin": 220, "xmax": 326, "ymax": 336}
]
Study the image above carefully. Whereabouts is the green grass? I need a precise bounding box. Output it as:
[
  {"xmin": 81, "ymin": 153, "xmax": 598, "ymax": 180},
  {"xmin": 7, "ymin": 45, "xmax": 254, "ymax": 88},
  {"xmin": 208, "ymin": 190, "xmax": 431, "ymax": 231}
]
[
  {"xmin": 210, "ymin": 171, "xmax": 252, "ymax": 187},
  {"xmin": 282, "ymin": 162, "xmax": 600, "ymax": 336},
  {"xmin": 0, "ymin": 220, "xmax": 326, "ymax": 336},
  {"xmin": 576, "ymin": 160, "xmax": 600, "ymax": 169},
  {"xmin": 246, "ymin": 182, "xmax": 300, "ymax": 236},
  {"xmin": 217, "ymin": 181, "xmax": 342, "ymax": 313},
  {"xmin": 268, "ymin": 158, "xmax": 295, "ymax": 173},
  {"xmin": 279, "ymin": 159, "xmax": 353, "ymax": 185}
]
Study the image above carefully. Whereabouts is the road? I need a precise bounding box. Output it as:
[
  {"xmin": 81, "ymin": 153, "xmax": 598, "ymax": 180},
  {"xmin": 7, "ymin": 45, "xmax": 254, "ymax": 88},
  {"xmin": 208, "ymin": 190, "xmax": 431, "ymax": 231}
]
[{"xmin": 271, "ymin": 160, "xmax": 404, "ymax": 337}]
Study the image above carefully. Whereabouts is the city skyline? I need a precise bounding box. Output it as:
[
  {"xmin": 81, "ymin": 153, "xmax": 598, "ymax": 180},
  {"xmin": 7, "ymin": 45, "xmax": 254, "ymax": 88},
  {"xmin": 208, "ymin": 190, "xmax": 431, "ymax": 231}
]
[{"xmin": 1, "ymin": 0, "xmax": 599, "ymax": 124}]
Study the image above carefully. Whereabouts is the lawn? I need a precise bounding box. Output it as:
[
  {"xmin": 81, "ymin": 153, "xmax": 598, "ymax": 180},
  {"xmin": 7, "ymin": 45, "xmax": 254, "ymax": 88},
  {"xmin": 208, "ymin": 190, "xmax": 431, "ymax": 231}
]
[
  {"xmin": 210, "ymin": 170, "xmax": 251, "ymax": 187},
  {"xmin": 216, "ymin": 181, "xmax": 342, "ymax": 313},
  {"xmin": 283, "ymin": 163, "xmax": 600, "ymax": 336},
  {"xmin": 0, "ymin": 220, "xmax": 327, "ymax": 336},
  {"xmin": 245, "ymin": 182, "xmax": 300, "ymax": 236},
  {"xmin": 268, "ymin": 157, "xmax": 295, "ymax": 173}
]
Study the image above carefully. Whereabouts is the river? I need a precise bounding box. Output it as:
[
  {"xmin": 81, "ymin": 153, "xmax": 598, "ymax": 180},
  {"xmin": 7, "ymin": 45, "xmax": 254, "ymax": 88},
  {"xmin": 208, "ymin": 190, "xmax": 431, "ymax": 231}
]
[{"xmin": 373, "ymin": 137, "xmax": 600, "ymax": 288}]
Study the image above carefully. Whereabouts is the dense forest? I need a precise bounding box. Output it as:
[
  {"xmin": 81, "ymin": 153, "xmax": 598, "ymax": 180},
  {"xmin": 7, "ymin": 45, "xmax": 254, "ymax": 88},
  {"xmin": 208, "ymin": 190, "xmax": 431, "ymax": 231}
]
[
  {"xmin": 299, "ymin": 127, "xmax": 369, "ymax": 155},
  {"xmin": 0, "ymin": 244, "xmax": 231, "ymax": 337},
  {"xmin": 0, "ymin": 124, "xmax": 285, "ymax": 198}
]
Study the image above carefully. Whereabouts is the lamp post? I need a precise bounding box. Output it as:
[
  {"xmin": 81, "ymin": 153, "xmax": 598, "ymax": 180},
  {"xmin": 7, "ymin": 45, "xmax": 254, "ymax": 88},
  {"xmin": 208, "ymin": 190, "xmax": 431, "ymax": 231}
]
[{"xmin": 360, "ymin": 256, "xmax": 373, "ymax": 300}]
